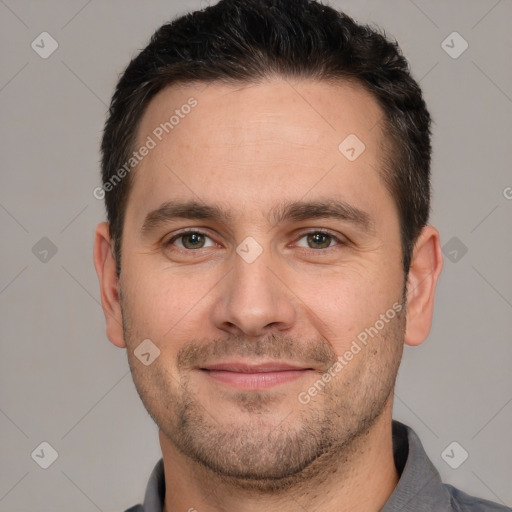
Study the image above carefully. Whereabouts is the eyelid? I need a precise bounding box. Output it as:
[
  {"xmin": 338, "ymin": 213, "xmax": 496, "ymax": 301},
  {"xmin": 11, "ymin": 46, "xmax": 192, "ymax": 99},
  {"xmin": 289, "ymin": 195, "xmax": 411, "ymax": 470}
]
[
  {"xmin": 292, "ymin": 228, "xmax": 347, "ymax": 250},
  {"xmin": 165, "ymin": 228, "xmax": 217, "ymax": 248},
  {"xmin": 165, "ymin": 227, "xmax": 347, "ymax": 251}
]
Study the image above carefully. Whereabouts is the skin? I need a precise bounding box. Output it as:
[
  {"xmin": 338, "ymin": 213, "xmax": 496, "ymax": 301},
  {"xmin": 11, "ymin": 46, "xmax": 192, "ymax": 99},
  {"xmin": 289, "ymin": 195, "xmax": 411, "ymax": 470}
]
[{"xmin": 94, "ymin": 78, "xmax": 443, "ymax": 512}]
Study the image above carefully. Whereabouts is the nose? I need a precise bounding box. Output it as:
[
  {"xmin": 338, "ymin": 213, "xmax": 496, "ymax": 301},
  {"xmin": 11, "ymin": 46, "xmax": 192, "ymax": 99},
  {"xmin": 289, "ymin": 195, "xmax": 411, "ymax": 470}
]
[{"xmin": 210, "ymin": 247, "xmax": 296, "ymax": 338}]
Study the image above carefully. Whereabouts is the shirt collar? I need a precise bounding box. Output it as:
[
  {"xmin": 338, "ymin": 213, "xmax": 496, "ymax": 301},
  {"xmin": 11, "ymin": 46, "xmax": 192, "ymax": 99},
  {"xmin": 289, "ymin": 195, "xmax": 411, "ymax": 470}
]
[
  {"xmin": 142, "ymin": 420, "xmax": 453, "ymax": 512},
  {"xmin": 142, "ymin": 458, "xmax": 165, "ymax": 512},
  {"xmin": 382, "ymin": 420, "xmax": 453, "ymax": 511}
]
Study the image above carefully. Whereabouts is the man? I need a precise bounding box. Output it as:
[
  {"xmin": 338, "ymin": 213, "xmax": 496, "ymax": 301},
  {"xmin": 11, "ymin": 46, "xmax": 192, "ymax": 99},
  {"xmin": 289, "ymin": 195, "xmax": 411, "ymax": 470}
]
[{"xmin": 93, "ymin": 1, "xmax": 510, "ymax": 511}]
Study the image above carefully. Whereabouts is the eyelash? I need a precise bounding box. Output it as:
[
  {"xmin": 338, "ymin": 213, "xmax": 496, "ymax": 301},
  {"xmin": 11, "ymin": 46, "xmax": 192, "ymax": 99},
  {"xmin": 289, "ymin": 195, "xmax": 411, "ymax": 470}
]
[{"xmin": 165, "ymin": 228, "xmax": 346, "ymax": 253}]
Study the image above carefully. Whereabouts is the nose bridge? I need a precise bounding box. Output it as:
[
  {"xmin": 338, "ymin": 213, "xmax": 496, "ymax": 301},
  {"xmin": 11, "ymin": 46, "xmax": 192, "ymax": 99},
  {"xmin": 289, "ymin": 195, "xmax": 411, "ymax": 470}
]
[
  {"xmin": 233, "ymin": 244, "xmax": 276, "ymax": 301},
  {"xmin": 212, "ymin": 239, "xmax": 296, "ymax": 337}
]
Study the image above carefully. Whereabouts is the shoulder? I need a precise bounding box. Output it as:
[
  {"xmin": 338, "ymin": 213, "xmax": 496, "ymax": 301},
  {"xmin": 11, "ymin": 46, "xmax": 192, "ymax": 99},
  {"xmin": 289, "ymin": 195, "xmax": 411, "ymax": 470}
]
[{"xmin": 446, "ymin": 484, "xmax": 512, "ymax": 512}]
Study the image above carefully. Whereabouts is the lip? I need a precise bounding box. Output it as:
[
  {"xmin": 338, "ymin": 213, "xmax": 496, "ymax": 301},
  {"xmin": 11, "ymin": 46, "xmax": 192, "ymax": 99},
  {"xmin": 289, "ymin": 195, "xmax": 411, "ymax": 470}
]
[
  {"xmin": 201, "ymin": 361, "xmax": 311, "ymax": 372},
  {"xmin": 199, "ymin": 361, "xmax": 313, "ymax": 390}
]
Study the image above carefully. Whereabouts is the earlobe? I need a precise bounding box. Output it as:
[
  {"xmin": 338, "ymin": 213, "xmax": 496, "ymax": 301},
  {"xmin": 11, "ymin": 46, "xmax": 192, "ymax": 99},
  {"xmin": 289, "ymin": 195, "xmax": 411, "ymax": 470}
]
[
  {"xmin": 404, "ymin": 225, "xmax": 443, "ymax": 347},
  {"xmin": 93, "ymin": 222, "xmax": 126, "ymax": 348}
]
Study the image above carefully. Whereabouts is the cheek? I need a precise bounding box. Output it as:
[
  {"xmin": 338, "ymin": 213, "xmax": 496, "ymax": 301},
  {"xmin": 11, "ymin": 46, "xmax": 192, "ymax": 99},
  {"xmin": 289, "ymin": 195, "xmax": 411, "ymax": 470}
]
[
  {"xmin": 120, "ymin": 257, "xmax": 220, "ymax": 356},
  {"xmin": 121, "ymin": 267, "xmax": 192, "ymax": 340},
  {"xmin": 305, "ymin": 265, "xmax": 402, "ymax": 353}
]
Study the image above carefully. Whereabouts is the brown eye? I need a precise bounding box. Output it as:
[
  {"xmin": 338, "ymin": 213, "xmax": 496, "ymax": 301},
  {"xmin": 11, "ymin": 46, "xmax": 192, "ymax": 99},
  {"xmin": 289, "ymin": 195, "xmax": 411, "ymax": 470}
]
[
  {"xmin": 167, "ymin": 231, "xmax": 214, "ymax": 250},
  {"xmin": 306, "ymin": 232, "xmax": 333, "ymax": 249},
  {"xmin": 295, "ymin": 231, "xmax": 343, "ymax": 250}
]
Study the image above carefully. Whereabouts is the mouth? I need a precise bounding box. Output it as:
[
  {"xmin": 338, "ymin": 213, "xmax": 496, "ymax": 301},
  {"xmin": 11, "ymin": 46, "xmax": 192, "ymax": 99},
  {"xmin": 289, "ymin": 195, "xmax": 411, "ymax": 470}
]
[{"xmin": 198, "ymin": 361, "xmax": 314, "ymax": 390}]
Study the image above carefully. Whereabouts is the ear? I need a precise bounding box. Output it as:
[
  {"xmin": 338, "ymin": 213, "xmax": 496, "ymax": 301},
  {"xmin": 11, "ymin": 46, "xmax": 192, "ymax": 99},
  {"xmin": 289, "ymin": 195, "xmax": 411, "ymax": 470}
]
[
  {"xmin": 404, "ymin": 225, "xmax": 443, "ymax": 347},
  {"xmin": 93, "ymin": 222, "xmax": 126, "ymax": 348}
]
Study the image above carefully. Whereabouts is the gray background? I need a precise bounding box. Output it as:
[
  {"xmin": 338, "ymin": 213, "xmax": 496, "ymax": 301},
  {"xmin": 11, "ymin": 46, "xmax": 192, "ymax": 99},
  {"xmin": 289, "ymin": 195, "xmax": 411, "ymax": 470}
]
[{"xmin": 1, "ymin": 0, "xmax": 511, "ymax": 510}]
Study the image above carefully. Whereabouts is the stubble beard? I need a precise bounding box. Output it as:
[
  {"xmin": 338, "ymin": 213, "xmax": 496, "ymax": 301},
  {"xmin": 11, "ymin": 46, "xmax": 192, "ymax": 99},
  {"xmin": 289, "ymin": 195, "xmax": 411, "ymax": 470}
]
[{"xmin": 121, "ymin": 296, "xmax": 406, "ymax": 493}]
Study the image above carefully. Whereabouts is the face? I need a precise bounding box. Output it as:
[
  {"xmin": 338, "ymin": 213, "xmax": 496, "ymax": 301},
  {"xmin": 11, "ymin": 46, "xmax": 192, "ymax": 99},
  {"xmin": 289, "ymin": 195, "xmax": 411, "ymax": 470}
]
[{"xmin": 115, "ymin": 79, "xmax": 408, "ymax": 486}]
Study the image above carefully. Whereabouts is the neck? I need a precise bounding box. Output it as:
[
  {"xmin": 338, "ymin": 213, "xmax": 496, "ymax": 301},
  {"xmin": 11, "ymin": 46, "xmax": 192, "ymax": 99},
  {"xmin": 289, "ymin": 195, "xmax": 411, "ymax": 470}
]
[{"xmin": 159, "ymin": 408, "xmax": 399, "ymax": 512}]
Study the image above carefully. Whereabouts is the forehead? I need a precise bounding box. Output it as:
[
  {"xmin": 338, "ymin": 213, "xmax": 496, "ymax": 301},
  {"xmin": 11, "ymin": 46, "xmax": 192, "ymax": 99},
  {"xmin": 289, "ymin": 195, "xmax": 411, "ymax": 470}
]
[
  {"xmin": 136, "ymin": 78, "xmax": 383, "ymax": 154},
  {"xmin": 127, "ymin": 78, "xmax": 393, "ymax": 226}
]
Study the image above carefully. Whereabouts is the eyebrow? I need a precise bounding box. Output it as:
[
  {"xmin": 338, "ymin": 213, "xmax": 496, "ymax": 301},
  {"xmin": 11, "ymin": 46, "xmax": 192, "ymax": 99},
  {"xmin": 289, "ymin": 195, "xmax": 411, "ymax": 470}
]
[{"xmin": 140, "ymin": 198, "xmax": 374, "ymax": 235}]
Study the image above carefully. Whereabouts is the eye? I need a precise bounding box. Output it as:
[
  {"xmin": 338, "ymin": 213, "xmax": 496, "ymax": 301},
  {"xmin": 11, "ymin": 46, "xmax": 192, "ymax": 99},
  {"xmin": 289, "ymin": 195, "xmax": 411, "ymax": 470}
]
[
  {"xmin": 166, "ymin": 230, "xmax": 216, "ymax": 250},
  {"xmin": 164, "ymin": 229, "xmax": 346, "ymax": 253},
  {"xmin": 295, "ymin": 230, "xmax": 344, "ymax": 250}
]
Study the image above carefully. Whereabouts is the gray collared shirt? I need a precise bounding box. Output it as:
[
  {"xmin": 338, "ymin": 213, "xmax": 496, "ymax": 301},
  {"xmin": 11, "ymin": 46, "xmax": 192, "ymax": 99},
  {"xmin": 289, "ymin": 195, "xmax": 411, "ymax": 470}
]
[{"xmin": 125, "ymin": 420, "xmax": 511, "ymax": 511}]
